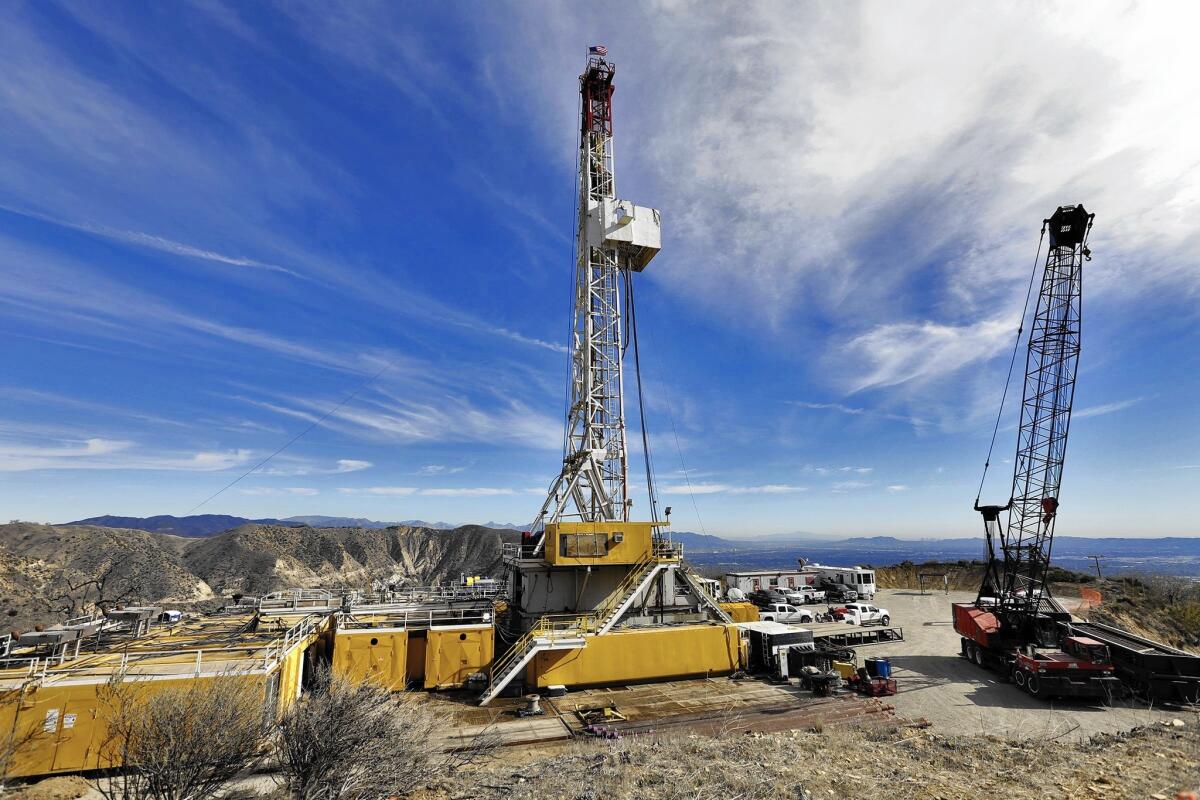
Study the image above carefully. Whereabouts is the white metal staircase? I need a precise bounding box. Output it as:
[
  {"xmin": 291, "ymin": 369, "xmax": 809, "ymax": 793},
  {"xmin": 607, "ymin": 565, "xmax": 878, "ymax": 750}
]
[{"xmin": 479, "ymin": 620, "xmax": 586, "ymax": 706}]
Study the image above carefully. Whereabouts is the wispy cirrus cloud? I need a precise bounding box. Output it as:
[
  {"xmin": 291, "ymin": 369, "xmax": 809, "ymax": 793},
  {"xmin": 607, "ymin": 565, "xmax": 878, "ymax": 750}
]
[
  {"xmin": 0, "ymin": 436, "xmax": 253, "ymax": 472},
  {"xmin": 1074, "ymin": 397, "xmax": 1145, "ymax": 420},
  {"xmin": 658, "ymin": 483, "xmax": 806, "ymax": 496},
  {"xmin": 238, "ymin": 486, "xmax": 319, "ymax": 496},
  {"xmin": 0, "ymin": 204, "xmax": 305, "ymax": 279},
  {"xmin": 338, "ymin": 486, "xmax": 517, "ymax": 497}
]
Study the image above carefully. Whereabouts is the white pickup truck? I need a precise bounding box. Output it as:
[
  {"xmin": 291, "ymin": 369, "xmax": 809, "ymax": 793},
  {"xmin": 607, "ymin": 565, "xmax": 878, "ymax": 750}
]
[
  {"xmin": 840, "ymin": 602, "xmax": 891, "ymax": 626},
  {"xmin": 782, "ymin": 587, "xmax": 826, "ymax": 605},
  {"xmin": 758, "ymin": 603, "xmax": 815, "ymax": 624}
]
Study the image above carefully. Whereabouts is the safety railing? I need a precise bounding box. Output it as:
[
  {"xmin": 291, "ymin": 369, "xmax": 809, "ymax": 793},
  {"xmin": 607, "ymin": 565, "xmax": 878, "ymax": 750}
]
[
  {"xmin": 653, "ymin": 539, "xmax": 684, "ymax": 561},
  {"xmin": 338, "ymin": 606, "xmax": 493, "ymax": 630},
  {"xmin": 0, "ymin": 613, "xmax": 326, "ymax": 683},
  {"xmin": 488, "ymin": 614, "xmax": 588, "ymax": 682}
]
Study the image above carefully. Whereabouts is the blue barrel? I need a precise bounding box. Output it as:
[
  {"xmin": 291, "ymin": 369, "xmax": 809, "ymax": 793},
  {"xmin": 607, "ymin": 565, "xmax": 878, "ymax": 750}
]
[
  {"xmin": 864, "ymin": 657, "xmax": 880, "ymax": 677},
  {"xmin": 875, "ymin": 658, "xmax": 892, "ymax": 679}
]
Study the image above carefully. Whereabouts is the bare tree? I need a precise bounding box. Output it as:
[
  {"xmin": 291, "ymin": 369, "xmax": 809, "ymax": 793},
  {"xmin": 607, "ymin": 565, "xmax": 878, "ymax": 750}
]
[
  {"xmin": 94, "ymin": 671, "xmax": 268, "ymax": 800},
  {"xmin": 48, "ymin": 553, "xmax": 152, "ymax": 618},
  {"xmin": 275, "ymin": 666, "xmax": 496, "ymax": 800}
]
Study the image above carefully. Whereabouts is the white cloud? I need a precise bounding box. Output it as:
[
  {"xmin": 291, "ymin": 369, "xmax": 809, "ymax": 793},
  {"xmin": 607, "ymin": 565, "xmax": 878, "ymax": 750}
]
[
  {"xmin": 339, "ymin": 486, "xmax": 417, "ymax": 496},
  {"xmin": 0, "ymin": 436, "xmax": 252, "ymax": 472},
  {"xmin": 0, "ymin": 204, "xmax": 303, "ymax": 278},
  {"xmin": 239, "ymin": 486, "xmax": 319, "ymax": 496},
  {"xmin": 729, "ymin": 484, "xmax": 806, "ymax": 495},
  {"xmin": 886, "ymin": 485, "xmax": 909, "ymax": 493},
  {"xmin": 250, "ymin": 392, "xmax": 561, "ymax": 451},
  {"xmin": 335, "ymin": 459, "xmax": 372, "ymax": 473},
  {"xmin": 658, "ymin": 482, "xmax": 805, "ymax": 496},
  {"xmin": 418, "ymin": 464, "xmax": 467, "ymax": 476},
  {"xmin": 791, "ymin": 400, "xmax": 929, "ymax": 428},
  {"xmin": 1074, "ymin": 397, "xmax": 1144, "ymax": 420},
  {"xmin": 841, "ymin": 318, "xmax": 1013, "ymax": 393},
  {"xmin": 658, "ymin": 483, "xmax": 730, "ymax": 495},
  {"xmin": 338, "ymin": 486, "xmax": 516, "ymax": 497},
  {"xmin": 805, "ymin": 465, "xmax": 874, "ymax": 477},
  {"xmin": 495, "ymin": 3, "xmax": 1200, "ymax": 407},
  {"xmin": 832, "ymin": 481, "xmax": 870, "ymax": 492}
]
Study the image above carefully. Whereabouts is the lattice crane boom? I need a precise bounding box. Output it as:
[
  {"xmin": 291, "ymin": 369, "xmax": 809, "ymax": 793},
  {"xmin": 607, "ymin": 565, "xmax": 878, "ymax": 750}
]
[{"xmin": 977, "ymin": 204, "xmax": 1094, "ymax": 644}]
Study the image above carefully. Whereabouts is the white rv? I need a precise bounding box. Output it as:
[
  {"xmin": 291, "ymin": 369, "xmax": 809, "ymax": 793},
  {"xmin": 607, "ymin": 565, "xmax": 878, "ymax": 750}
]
[{"xmin": 809, "ymin": 563, "xmax": 877, "ymax": 600}]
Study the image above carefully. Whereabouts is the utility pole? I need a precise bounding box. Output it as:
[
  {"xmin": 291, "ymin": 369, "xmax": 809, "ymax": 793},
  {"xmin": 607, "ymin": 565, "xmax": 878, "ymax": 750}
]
[{"xmin": 1086, "ymin": 554, "xmax": 1104, "ymax": 581}]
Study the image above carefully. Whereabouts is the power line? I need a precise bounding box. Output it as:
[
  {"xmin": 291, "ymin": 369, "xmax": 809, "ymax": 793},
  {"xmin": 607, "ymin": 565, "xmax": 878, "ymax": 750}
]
[{"xmin": 185, "ymin": 362, "xmax": 392, "ymax": 515}]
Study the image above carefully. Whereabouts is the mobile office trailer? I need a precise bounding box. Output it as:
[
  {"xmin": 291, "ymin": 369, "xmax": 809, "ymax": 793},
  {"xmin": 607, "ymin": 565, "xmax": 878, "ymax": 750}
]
[
  {"xmin": 808, "ymin": 564, "xmax": 877, "ymax": 600},
  {"xmin": 723, "ymin": 570, "xmax": 822, "ymax": 596}
]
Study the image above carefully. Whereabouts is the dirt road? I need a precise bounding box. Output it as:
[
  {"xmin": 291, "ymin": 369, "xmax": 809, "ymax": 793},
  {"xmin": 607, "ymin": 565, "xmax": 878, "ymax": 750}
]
[{"xmin": 865, "ymin": 589, "xmax": 1184, "ymax": 739}]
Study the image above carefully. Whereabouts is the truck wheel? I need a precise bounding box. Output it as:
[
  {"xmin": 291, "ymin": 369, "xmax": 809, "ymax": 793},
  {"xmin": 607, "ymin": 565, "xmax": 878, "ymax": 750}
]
[
  {"xmin": 972, "ymin": 644, "xmax": 985, "ymax": 668},
  {"xmin": 1026, "ymin": 673, "xmax": 1041, "ymax": 697},
  {"xmin": 1013, "ymin": 668, "xmax": 1027, "ymax": 688},
  {"xmin": 961, "ymin": 639, "xmax": 970, "ymax": 658},
  {"xmin": 880, "ymin": 615, "xmax": 890, "ymax": 626}
]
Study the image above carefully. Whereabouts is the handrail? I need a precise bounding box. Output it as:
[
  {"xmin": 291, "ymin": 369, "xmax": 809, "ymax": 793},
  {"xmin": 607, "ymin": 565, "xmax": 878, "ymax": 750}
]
[
  {"xmin": 337, "ymin": 606, "xmax": 492, "ymax": 630},
  {"xmin": 0, "ymin": 613, "xmax": 326, "ymax": 681}
]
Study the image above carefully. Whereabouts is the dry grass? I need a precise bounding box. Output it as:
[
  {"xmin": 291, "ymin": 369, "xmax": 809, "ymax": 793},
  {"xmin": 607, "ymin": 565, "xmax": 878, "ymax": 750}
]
[
  {"xmin": 458, "ymin": 720, "xmax": 1199, "ymax": 800},
  {"xmin": 275, "ymin": 667, "xmax": 498, "ymax": 800}
]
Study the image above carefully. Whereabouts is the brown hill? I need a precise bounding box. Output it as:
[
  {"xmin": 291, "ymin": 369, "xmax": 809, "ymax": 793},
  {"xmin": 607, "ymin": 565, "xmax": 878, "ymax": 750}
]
[
  {"xmin": 182, "ymin": 523, "xmax": 518, "ymax": 595},
  {"xmin": 0, "ymin": 522, "xmax": 519, "ymax": 630}
]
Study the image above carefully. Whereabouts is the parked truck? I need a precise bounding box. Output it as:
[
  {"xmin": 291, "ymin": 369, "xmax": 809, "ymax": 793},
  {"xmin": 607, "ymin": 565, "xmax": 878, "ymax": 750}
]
[
  {"xmin": 782, "ymin": 587, "xmax": 826, "ymax": 605},
  {"xmin": 757, "ymin": 603, "xmax": 815, "ymax": 625},
  {"xmin": 840, "ymin": 602, "xmax": 891, "ymax": 626}
]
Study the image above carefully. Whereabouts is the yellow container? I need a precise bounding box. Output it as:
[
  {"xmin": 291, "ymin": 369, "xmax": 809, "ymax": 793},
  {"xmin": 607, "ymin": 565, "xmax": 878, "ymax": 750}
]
[
  {"xmin": 832, "ymin": 661, "xmax": 857, "ymax": 679},
  {"xmin": 424, "ymin": 625, "xmax": 494, "ymax": 690},
  {"xmin": 332, "ymin": 629, "xmax": 410, "ymax": 690},
  {"xmin": 530, "ymin": 624, "xmax": 740, "ymax": 689},
  {"xmin": 719, "ymin": 602, "xmax": 760, "ymax": 623},
  {"xmin": 543, "ymin": 521, "xmax": 657, "ymax": 566}
]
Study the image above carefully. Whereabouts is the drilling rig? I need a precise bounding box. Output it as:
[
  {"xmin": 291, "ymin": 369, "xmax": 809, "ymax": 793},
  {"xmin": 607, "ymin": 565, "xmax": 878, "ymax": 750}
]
[
  {"xmin": 479, "ymin": 47, "xmax": 735, "ymax": 706},
  {"xmin": 528, "ymin": 48, "xmax": 661, "ymax": 534},
  {"xmin": 952, "ymin": 205, "xmax": 1119, "ymax": 699}
]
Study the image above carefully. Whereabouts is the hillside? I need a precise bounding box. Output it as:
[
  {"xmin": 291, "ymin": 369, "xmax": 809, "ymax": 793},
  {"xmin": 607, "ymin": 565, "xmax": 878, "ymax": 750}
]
[{"xmin": 0, "ymin": 522, "xmax": 518, "ymax": 630}]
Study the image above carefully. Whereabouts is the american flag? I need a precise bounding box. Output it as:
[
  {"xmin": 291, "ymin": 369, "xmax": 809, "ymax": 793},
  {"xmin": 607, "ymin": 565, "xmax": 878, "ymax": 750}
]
[{"xmin": 589, "ymin": 45, "xmax": 607, "ymax": 56}]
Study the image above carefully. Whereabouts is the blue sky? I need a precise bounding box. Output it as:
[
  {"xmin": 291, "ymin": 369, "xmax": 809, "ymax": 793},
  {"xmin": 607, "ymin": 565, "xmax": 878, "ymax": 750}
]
[{"xmin": 1, "ymin": 2, "xmax": 1197, "ymax": 537}]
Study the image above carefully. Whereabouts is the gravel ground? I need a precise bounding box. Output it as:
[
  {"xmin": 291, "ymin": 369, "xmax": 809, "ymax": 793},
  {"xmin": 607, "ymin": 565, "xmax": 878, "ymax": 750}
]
[{"xmin": 863, "ymin": 589, "xmax": 1185, "ymax": 739}]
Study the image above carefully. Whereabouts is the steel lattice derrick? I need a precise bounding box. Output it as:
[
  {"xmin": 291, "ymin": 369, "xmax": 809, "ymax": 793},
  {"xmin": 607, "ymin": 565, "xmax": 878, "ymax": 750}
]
[
  {"xmin": 560, "ymin": 53, "xmax": 628, "ymax": 522},
  {"xmin": 995, "ymin": 206, "xmax": 1091, "ymax": 632},
  {"xmin": 527, "ymin": 49, "xmax": 662, "ymax": 541}
]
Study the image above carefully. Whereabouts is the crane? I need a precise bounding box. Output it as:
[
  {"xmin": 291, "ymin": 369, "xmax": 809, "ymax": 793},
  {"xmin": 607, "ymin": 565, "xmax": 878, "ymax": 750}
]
[
  {"xmin": 952, "ymin": 205, "xmax": 1119, "ymax": 699},
  {"xmin": 525, "ymin": 46, "xmax": 662, "ymax": 552}
]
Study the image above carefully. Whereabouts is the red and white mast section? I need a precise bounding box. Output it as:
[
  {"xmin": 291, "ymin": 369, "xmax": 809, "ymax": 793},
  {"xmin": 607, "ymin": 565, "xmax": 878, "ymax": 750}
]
[{"xmin": 532, "ymin": 46, "xmax": 662, "ymax": 538}]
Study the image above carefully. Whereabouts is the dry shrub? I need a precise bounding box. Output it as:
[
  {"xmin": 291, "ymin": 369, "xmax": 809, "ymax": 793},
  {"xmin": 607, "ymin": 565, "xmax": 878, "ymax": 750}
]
[
  {"xmin": 275, "ymin": 666, "xmax": 495, "ymax": 800},
  {"xmin": 94, "ymin": 672, "xmax": 267, "ymax": 800}
]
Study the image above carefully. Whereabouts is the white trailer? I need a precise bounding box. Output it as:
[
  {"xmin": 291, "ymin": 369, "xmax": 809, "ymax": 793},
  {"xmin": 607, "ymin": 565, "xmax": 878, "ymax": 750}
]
[
  {"xmin": 723, "ymin": 569, "xmax": 822, "ymax": 595},
  {"xmin": 809, "ymin": 563, "xmax": 877, "ymax": 600}
]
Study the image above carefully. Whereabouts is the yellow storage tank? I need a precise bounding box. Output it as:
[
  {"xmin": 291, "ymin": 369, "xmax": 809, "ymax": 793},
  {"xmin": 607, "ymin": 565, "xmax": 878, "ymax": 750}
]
[
  {"xmin": 530, "ymin": 624, "xmax": 740, "ymax": 689},
  {"xmin": 719, "ymin": 602, "xmax": 759, "ymax": 623},
  {"xmin": 424, "ymin": 625, "xmax": 493, "ymax": 690}
]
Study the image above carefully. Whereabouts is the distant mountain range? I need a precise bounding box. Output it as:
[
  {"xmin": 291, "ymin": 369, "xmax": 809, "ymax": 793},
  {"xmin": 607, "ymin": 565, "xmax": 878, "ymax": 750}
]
[
  {"xmin": 680, "ymin": 534, "xmax": 1200, "ymax": 578},
  {"xmin": 63, "ymin": 514, "xmax": 523, "ymax": 537},
  {"xmin": 53, "ymin": 516, "xmax": 1200, "ymax": 576}
]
